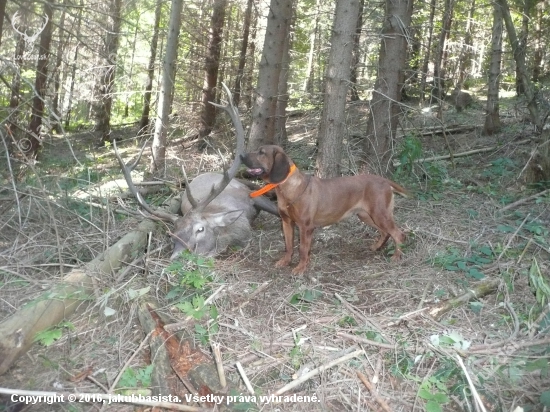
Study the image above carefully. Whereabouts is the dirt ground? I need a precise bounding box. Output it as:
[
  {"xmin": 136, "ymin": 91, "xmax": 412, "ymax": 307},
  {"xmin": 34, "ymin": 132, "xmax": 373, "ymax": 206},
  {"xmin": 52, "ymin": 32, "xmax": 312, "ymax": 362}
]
[{"xmin": 1, "ymin": 95, "xmax": 549, "ymax": 411}]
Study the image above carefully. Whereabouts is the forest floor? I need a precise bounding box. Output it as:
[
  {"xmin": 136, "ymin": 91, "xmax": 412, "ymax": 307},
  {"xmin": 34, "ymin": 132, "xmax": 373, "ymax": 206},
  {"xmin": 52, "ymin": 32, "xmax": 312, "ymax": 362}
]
[{"xmin": 1, "ymin": 92, "xmax": 550, "ymax": 412}]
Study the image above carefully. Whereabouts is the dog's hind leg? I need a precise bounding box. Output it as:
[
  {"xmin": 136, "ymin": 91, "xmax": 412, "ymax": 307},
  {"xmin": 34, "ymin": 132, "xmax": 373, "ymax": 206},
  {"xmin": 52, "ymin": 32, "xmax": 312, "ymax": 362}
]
[{"xmin": 358, "ymin": 211, "xmax": 403, "ymax": 259}]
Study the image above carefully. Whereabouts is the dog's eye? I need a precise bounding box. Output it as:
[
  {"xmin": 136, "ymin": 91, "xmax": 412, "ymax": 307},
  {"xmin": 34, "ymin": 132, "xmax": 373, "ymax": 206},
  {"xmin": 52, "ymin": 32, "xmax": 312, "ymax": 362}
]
[
  {"xmin": 196, "ymin": 227, "xmax": 204, "ymax": 233},
  {"xmin": 259, "ymin": 149, "xmax": 265, "ymax": 155}
]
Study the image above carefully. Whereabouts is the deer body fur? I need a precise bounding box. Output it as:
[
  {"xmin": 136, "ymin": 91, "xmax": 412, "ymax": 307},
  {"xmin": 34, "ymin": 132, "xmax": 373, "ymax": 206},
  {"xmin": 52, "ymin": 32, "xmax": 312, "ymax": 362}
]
[{"xmin": 171, "ymin": 172, "xmax": 278, "ymax": 258}]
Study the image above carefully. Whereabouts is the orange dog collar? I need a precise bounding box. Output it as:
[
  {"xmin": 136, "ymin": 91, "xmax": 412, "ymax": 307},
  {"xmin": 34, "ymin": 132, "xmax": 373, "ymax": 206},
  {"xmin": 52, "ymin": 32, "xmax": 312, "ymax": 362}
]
[{"xmin": 250, "ymin": 164, "xmax": 297, "ymax": 198}]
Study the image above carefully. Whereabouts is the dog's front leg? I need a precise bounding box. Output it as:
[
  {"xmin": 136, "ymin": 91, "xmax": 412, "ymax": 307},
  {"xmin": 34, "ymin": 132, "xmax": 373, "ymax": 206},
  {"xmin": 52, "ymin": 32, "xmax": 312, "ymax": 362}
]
[
  {"xmin": 276, "ymin": 215, "xmax": 295, "ymax": 268},
  {"xmin": 292, "ymin": 225, "xmax": 314, "ymax": 275}
]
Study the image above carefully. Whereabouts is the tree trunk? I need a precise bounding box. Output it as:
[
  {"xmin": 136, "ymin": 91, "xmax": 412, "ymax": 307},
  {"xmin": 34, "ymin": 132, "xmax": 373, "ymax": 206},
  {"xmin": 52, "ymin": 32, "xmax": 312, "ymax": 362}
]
[
  {"xmin": 515, "ymin": 0, "xmax": 530, "ymax": 95},
  {"xmin": 233, "ymin": 0, "xmax": 253, "ymax": 108},
  {"xmin": 303, "ymin": 0, "xmax": 321, "ymax": 94},
  {"xmin": 247, "ymin": 0, "xmax": 293, "ymax": 150},
  {"xmin": 197, "ymin": 0, "xmax": 227, "ymax": 150},
  {"xmin": 7, "ymin": 33, "xmax": 26, "ymax": 144},
  {"xmin": 363, "ymin": 0, "xmax": 414, "ymax": 175},
  {"xmin": 532, "ymin": 0, "xmax": 543, "ymax": 82},
  {"xmin": 91, "ymin": 0, "xmax": 123, "ymax": 144},
  {"xmin": 433, "ymin": 0, "xmax": 454, "ymax": 102},
  {"xmin": 0, "ymin": 0, "xmax": 7, "ymax": 47},
  {"xmin": 64, "ymin": 43, "xmax": 79, "ymax": 128},
  {"xmin": 138, "ymin": 0, "xmax": 162, "ymax": 136},
  {"xmin": 349, "ymin": 0, "xmax": 365, "ymax": 102},
  {"xmin": 315, "ymin": 0, "xmax": 362, "ymax": 178},
  {"xmin": 419, "ymin": 0, "xmax": 436, "ymax": 104},
  {"xmin": 149, "ymin": 0, "xmax": 183, "ymax": 174},
  {"xmin": 27, "ymin": 0, "xmax": 54, "ymax": 158},
  {"xmin": 51, "ymin": 1, "xmax": 67, "ymax": 134},
  {"xmin": 273, "ymin": 7, "xmax": 295, "ymax": 146},
  {"xmin": 483, "ymin": 2, "xmax": 503, "ymax": 136},
  {"xmin": 456, "ymin": 0, "xmax": 476, "ymax": 89},
  {"xmin": 124, "ymin": 20, "xmax": 139, "ymax": 118},
  {"xmin": 498, "ymin": 0, "xmax": 541, "ymax": 130}
]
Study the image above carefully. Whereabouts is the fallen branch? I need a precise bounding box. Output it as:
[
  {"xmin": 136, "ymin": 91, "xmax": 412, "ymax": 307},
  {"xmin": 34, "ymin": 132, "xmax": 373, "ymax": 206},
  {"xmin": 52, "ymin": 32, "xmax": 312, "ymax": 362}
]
[
  {"xmin": 0, "ymin": 196, "xmax": 180, "ymax": 375},
  {"xmin": 273, "ymin": 349, "xmax": 365, "ymax": 396},
  {"xmin": 455, "ymin": 355, "xmax": 488, "ymax": 412},
  {"xmin": 356, "ymin": 371, "xmax": 393, "ymax": 412},
  {"xmin": 336, "ymin": 332, "xmax": 395, "ymax": 350},
  {"xmin": 427, "ymin": 279, "xmax": 501, "ymax": 321},
  {"xmin": 500, "ymin": 188, "xmax": 550, "ymax": 212}
]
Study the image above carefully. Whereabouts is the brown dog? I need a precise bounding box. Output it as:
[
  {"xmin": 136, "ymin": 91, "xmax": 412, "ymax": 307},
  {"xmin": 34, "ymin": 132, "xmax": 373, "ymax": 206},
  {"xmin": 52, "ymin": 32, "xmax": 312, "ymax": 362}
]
[{"xmin": 242, "ymin": 145, "xmax": 408, "ymax": 274}]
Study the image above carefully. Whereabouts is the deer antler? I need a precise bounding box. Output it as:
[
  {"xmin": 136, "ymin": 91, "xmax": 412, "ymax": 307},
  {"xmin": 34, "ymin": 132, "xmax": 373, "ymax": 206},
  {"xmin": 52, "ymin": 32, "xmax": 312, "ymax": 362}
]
[
  {"xmin": 113, "ymin": 139, "xmax": 178, "ymax": 223},
  {"xmin": 183, "ymin": 82, "xmax": 246, "ymax": 212}
]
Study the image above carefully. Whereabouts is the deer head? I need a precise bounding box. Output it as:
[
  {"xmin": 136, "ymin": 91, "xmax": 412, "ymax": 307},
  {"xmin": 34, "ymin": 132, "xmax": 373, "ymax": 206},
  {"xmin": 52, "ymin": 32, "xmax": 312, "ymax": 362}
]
[{"xmin": 115, "ymin": 83, "xmax": 247, "ymax": 258}]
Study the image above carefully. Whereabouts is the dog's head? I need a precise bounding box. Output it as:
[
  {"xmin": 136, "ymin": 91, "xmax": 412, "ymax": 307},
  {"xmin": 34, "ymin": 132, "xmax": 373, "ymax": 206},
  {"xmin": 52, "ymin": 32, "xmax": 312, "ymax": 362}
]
[{"xmin": 241, "ymin": 145, "xmax": 291, "ymax": 183}]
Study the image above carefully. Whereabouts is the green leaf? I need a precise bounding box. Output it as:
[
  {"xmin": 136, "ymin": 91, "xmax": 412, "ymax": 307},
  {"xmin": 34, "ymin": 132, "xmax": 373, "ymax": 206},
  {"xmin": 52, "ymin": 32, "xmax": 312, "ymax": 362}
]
[
  {"xmin": 457, "ymin": 261, "xmax": 467, "ymax": 270},
  {"xmin": 540, "ymin": 391, "xmax": 550, "ymax": 407},
  {"xmin": 497, "ymin": 224, "xmax": 515, "ymax": 233},
  {"xmin": 479, "ymin": 246, "xmax": 492, "ymax": 256},
  {"xmin": 34, "ymin": 328, "xmax": 63, "ymax": 346},
  {"xmin": 445, "ymin": 265, "xmax": 460, "ymax": 271},
  {"xmin": 467, "ymin": 268, "xmax": 485, "ymax": 279},
  {"xmin": 426, "ymin": 400, "xmax": 443, "ymax": 412},
  {"xmin": 432, "ymin": 393, "xmax": 449, "ymax": 404},
  {"xmin": 469, "ymin": 301, "xmax": 483, "ymax": 314},
  {"xmin": 418, "ymin": 388, "xmax": 433, "ymax": 400}
]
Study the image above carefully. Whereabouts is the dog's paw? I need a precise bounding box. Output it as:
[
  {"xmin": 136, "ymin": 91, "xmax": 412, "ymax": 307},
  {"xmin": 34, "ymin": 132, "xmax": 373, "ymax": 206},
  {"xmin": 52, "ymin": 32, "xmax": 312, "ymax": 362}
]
[
  {"xmin": 291, "ymin": 263, "xmax": 308, "ymax": 275},
  {"xmin": 275, "ymin": 257, "xmax": 292, "ymax": 267}
]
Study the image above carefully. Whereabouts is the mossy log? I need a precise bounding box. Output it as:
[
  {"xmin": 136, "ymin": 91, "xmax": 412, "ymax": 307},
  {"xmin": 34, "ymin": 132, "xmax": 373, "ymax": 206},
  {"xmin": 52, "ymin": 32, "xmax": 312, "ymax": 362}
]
[
  {"xmin": 0, "ymin": 199, "xmax": 180, "ymax": 375},
  {"xmin": 427, "ymin": 278, "xmax": 500, "ymax": 321}
]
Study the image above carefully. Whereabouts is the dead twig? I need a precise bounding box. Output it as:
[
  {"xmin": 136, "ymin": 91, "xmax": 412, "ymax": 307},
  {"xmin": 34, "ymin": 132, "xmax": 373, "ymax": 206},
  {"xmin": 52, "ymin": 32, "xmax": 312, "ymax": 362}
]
[
  {"xmin": 273, "ymin": 349, "xmax": 365, "ymax": 396},
  {"xmin": 336, "ymin": 332, "xmax": 395, "ymax": 350},
  {"xmin": 500, "ymin": 188, "xmax": 550, "ymax": 212},
  {"xmin": 455, "ymin": 354, "xmax": 488, "ymax": 412},
  {"xmin": 356, "ymin": 370, "xmax": 393, "ymax": 412}
]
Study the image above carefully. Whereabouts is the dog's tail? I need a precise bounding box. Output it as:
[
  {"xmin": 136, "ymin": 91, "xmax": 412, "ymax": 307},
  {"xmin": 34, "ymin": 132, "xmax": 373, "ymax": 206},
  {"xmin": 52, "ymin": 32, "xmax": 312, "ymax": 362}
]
[{"xmin": 389, "ymin": 181, "xmax": 411, "ymax": 198}]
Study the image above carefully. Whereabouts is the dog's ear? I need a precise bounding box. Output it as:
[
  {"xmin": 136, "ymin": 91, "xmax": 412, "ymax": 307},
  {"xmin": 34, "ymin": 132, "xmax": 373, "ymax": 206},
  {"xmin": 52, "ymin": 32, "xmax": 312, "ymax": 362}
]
[{"xmin": 270, "ymin": 150, "xmax": 291, "ymax": 183}]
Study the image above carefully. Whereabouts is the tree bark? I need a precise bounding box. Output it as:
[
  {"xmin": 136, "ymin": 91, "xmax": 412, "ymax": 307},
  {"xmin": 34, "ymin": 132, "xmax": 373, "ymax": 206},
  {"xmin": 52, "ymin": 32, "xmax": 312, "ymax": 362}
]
[
  {"xmin": 274, "ymin": 7, "xmax": 295, "ymax": 146},
  {"xmin": 91, "ymin": 0, "xmax": 123, "ymax": 144},
  {"xmin": 7, "ymin": 32, "xmax": 26, "ymax": 143},
  {"xmin": 149, "ymin": 0, "xmax": 183, "ymax": 174},
  {"xmin": 124, "ymin": 20, "xmax": 140, "ymax": 118},
  {"xmin": 303, "ymin": 0, "xmax": 321, "ymax": 94},
  {"xmin": 0, "ymin": 0, "xmax": 7, "ymax": 47},
  {"xmin": 363, "ymin": 0, "xmax": 414, "ymax": 175},
  {"xmin": 419, "ymin": 0, "xmax": 436, "ymax": 104},
  {"xmin": 498, "ymin": 0, "xmax": 541, "ymax": 130},
  {"xmin": 531, "ymin": 0, "xmax": 543, "ymax": 82},
  {"xmin": 515, "ymin": 0, "xmax": 530, "ymax": 95},
  {"xmin": 483, "ymin": 2, "xmax": 503, "ymax": 136},
  {"xmin": 197, "ymin": 0, "xmax": 228, "ymax": 150},
  {"xmin": 27, "ymin": 0, "xmax": 54, "ymax": 158},
  {"xmin": 349, "ymin": 0, "xmax": 365, "ymax": 102},
  {"xmin": 456, "ymin": 0, "xmax": 476, "ymax": 89},
  {"xmin": 247, "ymin": 0, "xmax": 293, "ymax": 150},
  {"xmin": 138, "ymin": 0, "xmax": 162, "ymax": 136},
  {"xmin": 316, "ymin": 0, "xmax": 362, "ymax": 178},
  {"xmin": 51, "ymin": 0, "xmax": 67, "ymax": 134},
  {"xmin": 432, "ymin": 0, "xmax": 454, "ymax": 101},
  {"xmin": 233, "ymin": 0, "xmax": 253, "ymax": 108}
]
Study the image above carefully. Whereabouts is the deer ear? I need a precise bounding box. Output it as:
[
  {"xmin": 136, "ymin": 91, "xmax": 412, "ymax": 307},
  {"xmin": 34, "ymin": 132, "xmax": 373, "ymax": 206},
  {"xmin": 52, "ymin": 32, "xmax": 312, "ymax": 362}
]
[
  {"xmin": 207, "ymin": 210, "xmax": 244, "ymax": 227},
  {"xmin": 270, "ymin": 151, "xmax": 290, "ymax": 183}
]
